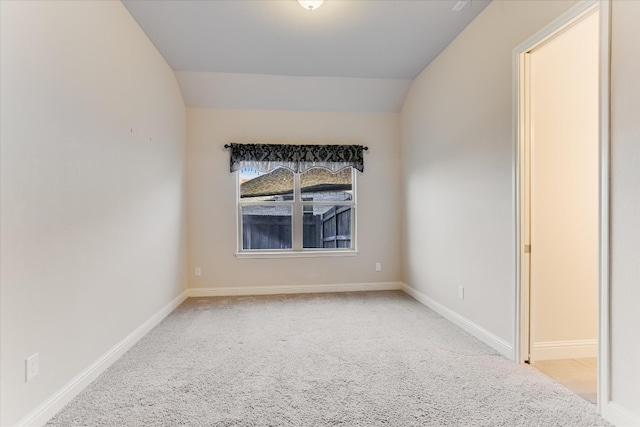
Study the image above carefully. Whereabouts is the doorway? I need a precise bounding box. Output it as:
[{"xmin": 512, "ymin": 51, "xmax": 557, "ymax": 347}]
[{"xmin": 515, "ymin": 1, "xmax": 607, "ymax": 408}]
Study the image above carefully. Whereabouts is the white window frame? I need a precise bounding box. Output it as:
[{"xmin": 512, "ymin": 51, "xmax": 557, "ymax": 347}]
[{"xmin": 236, "ymin": 168, "xmax": 358, "ymax": 258}]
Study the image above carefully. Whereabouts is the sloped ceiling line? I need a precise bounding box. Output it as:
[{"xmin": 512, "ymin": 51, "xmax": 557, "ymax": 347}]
[{"xmin": 123, "ymin": 0, "xmax": 491, "ymax": 112}]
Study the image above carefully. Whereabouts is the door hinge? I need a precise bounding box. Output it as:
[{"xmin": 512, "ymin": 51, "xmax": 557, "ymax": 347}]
[{"xmin": 524, "ymin": 244, "xmax": 531, "ymax": 253}]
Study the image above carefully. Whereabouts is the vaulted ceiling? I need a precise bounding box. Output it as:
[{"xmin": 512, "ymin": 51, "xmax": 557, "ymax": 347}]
[{"xmin": 123, "ymin": 0, "xmax": 491, "ymax": 112}]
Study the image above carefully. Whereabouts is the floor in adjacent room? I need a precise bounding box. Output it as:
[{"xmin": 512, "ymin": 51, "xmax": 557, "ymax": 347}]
[{"xmin": 533, "ymin": 358, "xmax": 597, "ymax": 404}]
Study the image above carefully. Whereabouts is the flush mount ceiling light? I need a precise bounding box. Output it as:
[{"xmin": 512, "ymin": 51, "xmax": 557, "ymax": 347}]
[{"xmin": 298, "ymin": 0, "xmax": 324, "ymax": 11}]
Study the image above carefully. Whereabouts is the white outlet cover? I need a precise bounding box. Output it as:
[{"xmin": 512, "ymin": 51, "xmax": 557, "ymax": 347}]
[
  {"xmin": 26, "ymin": 353, "xmax": 39, "ymax": 382},
  {"xmin": 195, "ymin": 267, "xmax": 202, "ymax": 277}
]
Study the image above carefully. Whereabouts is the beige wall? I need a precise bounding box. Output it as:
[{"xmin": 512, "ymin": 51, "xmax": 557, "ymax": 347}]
[
  {"xmin": 187, "ymin": 109, "xmax": 402, "ymax": 289},
  {"xmin": 0, "ymin": 1, "xmax": 187, "ymax": 425},
  {"xmin": 528, "ymin": 11, "xmax": 599, "ymax": 359},
  {"xmin": 610, "ymin": 0, "xmax": 640, "ymax": 416},
  {"xmin": 401, "ymin": 0, "xmax": 579, "ymax": 345}
]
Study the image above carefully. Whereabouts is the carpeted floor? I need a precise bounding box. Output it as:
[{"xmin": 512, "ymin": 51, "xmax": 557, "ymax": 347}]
[{"xmin": 48, "ymin": 291, "xmax": 610, "ymax": 426}]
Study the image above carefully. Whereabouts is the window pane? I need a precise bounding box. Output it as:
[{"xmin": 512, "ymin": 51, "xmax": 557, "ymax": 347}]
[
  {"xmin": 300, "ymin": 168, "xmax": 352, "ymax": 202},
  {"xmin": 303, "ymin": 205, "xmax": 352, "ymax": 249},
  {"xmin": 242, "ymin": 205, "xmax": 292, "ymax": 250},
  {"xmin": 240, "ymin": 166, "xmax": 293, "ymax": 202}
]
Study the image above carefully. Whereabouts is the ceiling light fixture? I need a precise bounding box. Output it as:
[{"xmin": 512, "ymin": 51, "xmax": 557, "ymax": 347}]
[{"xmin": 298, "ymin": 0, "xmax": 324, "ymax": 11}]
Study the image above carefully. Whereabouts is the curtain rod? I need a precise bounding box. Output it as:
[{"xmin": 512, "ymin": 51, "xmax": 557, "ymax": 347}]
[{"xmin": 223, "ymin": 144, "xmax": 368, "ymax": 150}]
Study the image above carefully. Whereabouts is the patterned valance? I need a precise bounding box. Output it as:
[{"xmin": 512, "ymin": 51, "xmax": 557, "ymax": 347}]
[{"xmin": 227, "ymin": 143, "xmax": 365, "ymax": 173}]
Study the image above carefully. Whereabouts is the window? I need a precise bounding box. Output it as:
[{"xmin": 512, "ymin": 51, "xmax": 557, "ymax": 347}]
[
  {"xmin": 227, "ymin": 142, "xmax": 365, "ymax": 257},
  {"xmin": 238, "ymin": 166, "xmax": 356, "ymax": 256}
]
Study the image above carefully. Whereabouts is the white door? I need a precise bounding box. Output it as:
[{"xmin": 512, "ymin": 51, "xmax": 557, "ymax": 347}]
[{"xmin": 527, "ymin": 10, "xmax": 599, "ymax": 362}]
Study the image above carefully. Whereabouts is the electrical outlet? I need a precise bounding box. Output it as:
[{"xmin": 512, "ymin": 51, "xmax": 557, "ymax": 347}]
[
  {"xmin": 26, "ymin": 353, "xmax": 39, "ymax": 382},
  {"xmin": 195, "ymin": 267, "xmax": 202, "ymax": 277},
  {"xmin": 452, "ymin": 0, "xmax": 468, "ymax": 12},
  {"xmin": 458, "ymin": 286, "xmax": 464, "ymax": 300},
  {"xmin": 375, "ymin": 262, "xmax": 381, "ymax": 272}
]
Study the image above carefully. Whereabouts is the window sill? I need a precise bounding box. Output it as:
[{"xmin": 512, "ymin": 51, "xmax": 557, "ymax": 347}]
[{"xmin": 235, "ymin": 250, "xmax": 359, "ymax": 259}]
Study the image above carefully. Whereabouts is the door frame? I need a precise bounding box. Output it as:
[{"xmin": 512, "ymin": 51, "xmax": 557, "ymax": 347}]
[{"xmin": 512, "ymin": 0, "xmax": 610, "ymax": 411}]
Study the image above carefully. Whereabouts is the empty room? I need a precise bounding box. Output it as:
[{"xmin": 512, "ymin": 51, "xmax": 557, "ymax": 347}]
[{"xmin": 1, "ymin": 0, "xmax": 639, "ymax": 426}]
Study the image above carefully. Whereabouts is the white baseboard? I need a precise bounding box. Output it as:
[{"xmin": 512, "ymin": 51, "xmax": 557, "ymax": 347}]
[
  {"xmin": 531, "ymin": 339, "xmax": 598, "ymax": 361},
  {"xmin": 188, "ymin": 282, "xmax": 402, "ymax": 297},
  {"xmin": 602, "ymin": 401, "xmax": 640, "ymax": 427},
  {"xmin": 17, "ymin": 290, "xmax": 189, "ymax": 427},
  {"xmin": 401, "ymin": 283, "xmax": 514, "ymax": 359},
  {"xmin": 13, "ymin": 282, "xmax": 637, "ymax": 427}
]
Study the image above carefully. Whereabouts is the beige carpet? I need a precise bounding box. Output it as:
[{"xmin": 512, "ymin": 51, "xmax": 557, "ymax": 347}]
[{"xmin": 48, "ymin": 291, "xmax": 610, "ymax": 426}]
